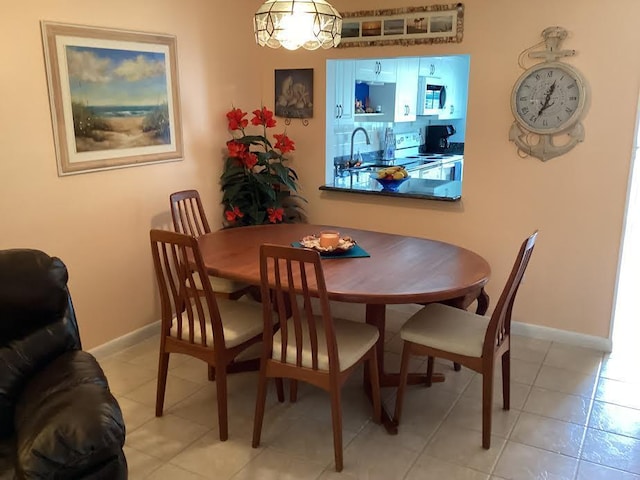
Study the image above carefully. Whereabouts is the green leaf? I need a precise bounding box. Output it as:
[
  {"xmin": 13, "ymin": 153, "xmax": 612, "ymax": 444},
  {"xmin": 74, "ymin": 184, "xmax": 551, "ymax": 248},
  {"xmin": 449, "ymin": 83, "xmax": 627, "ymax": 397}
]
[
  {"xmin": 220, "ymin": 165, "xmax": 246, "ymax": 181},
  {"xmin": 236, "ymin": 134, "xmax": 267, "ymax": 146}
]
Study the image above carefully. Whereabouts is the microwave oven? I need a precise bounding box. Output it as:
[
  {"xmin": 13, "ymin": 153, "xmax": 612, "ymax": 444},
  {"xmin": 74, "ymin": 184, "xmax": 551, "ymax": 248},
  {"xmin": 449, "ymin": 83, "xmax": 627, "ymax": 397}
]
[{"xmin": 417, "ymin": 77, "xmax": 447, "ymax": 116}]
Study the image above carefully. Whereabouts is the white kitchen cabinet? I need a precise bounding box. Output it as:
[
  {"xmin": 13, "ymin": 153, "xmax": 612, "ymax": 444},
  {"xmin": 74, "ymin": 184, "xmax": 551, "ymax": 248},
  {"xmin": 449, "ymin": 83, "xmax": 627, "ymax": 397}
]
[
  {"xmin": 334, "ymin": 60, "xmax": 355, "ymax": 124},
  {"xmin": 355, "ymin": 59, "xmax": 396, "ymax": 83},
  {"xmin": 417, "ymin": 55, "xmax": 470, "ymax": 120},
  {"xmin": 408, "ymin": 162, "xmax": 443, "ymax": 180},
  {"xmin": 421, "ymin": 165, "xmax": 443, "ymax": 180},
  {"xmin": 436, "ymin": 56, "xmax": 470, "ymax": 120},
  {"xmin": 418, "ymin": 57, "xmax": 446, "ymax": 78},
  {"xmin": 394, "ymin": 57, "xmax": 420, "ymax": 122}
]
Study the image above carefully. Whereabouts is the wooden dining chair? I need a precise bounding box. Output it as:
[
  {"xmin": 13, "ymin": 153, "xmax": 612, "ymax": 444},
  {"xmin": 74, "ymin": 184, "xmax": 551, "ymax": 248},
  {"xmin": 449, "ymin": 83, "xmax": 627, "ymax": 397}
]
[
  {"xmin": 169, "ymin": 189, "xmax": 252, "ymax": 300},
  {"xmin": 394, "ymin": 231, "xmax": 538, "ymax": 449},
  {"xmin": 150, "ymin": 229, "xmax": 264, "ymax": 441},
  {"xmin": 424, "ymin": 290, "xmax": 490, "ymax": 373},
  {"xmin": 252, "ymin": 244, "xmax": 382, "ymax": 472}
]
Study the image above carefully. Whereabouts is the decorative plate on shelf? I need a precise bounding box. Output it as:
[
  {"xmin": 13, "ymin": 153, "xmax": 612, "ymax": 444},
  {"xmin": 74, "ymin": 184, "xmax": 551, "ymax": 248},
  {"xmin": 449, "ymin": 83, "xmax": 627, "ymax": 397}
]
[{"xmin": 299, "ymin": 235, "xmax": 357, "ymax": 255}]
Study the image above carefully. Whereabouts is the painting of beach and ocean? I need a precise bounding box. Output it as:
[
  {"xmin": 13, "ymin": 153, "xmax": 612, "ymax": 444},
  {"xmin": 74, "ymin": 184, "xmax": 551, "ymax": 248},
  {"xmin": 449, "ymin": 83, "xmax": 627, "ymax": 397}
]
[
  {"xmin": 66, "ymin": 46, "xmax": 171, "ymax": 153},
  {"xmin": 41, "ymin": 22, "xmax": 183, "ymax": 175}
]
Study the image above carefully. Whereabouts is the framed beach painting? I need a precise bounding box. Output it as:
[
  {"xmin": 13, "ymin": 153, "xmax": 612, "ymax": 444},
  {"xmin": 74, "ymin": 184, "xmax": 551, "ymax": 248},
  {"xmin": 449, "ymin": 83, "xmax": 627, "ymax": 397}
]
[{"xmin": 41, "ymin": 22, "xmax": 183, "ymax": 175}]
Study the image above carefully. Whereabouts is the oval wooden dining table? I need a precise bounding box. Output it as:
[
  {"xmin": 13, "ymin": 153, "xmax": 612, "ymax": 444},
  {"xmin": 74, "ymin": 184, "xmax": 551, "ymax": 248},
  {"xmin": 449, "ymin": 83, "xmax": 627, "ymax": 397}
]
[{"xmin": 197, "ymin": 223, "xmax": 491, "ymax": 433}]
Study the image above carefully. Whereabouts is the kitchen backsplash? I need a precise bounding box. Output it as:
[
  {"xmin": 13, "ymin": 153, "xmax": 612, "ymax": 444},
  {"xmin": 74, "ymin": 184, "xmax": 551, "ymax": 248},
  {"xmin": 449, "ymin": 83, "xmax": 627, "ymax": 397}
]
[
  {"xmin": 333, "ymin": 142, "xmax": 465, "ymax": 167},
  {"xmin": 430, "ymin": 142, "xmax": 464, "ymax": 155},
  {"xmin": 333, "ymin": 120, "xmax": 426, "ymax": 160}
]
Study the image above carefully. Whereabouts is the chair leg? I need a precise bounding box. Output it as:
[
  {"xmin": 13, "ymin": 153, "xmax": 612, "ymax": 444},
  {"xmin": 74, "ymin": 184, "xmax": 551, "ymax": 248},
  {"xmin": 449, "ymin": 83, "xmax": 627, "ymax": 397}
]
[
  {"xmin": 481, "ymin": 371, "xmax": 494, "ymax": 449},
  {"xmin": 155, "ymin": 351, "xmax": 170, "ymax": 417},
  {"xmin": 426, "ymin": 356, "xmax": 435, "ymax": 387},
  {"xmin": 208, "ymin": 365, "xmax": 215, "ymax": 381},
  {"xmin": 369, "ymin": 349, "xmax": 381, "ymax": 424},
  {"xmin": 252, "ymin": 367, "xmax": 269, "ymax": 448},
  {"xmin": 453, "ymin": 362, "xmax": 461, "ymax": 371},
  {"xmin": 275, "ymin": 378, "xmax": 285, "ymax": 402},
  {"xmin": 329, "ymin": 385, "xmax": 343, "ymax": 472},
  {"xmin": 502, "ymin": 351, "xmax": 510, "ymax": 410},
  {"xmin": 393, "ymin": 342, "xmax": 412, "ymax": 425},
  {"xmin": 216, "ymin": 367, "xmax": 229, "ymax": 441},
  {"xmin": 290, "ymin": 380, "xmax": 298, "ymax": 403}
]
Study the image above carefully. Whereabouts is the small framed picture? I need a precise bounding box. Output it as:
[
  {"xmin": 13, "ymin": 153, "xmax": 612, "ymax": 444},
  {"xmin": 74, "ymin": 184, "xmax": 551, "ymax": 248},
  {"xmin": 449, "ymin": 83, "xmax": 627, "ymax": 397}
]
[{"xmin": 274, "ymin": 69, "xmax": 313, "ymax": 119}]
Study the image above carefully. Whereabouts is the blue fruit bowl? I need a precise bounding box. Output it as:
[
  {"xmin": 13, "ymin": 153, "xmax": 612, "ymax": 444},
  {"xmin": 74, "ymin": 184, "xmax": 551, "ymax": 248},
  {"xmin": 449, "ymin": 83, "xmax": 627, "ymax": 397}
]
[{"xmin": 376, "ymin": 177, "xmax": 409, "ymax": 192}]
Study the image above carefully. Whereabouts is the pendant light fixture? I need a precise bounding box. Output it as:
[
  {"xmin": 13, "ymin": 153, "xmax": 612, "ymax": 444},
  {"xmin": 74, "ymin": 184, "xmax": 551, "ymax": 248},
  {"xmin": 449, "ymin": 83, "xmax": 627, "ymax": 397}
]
[{"xmin": 254, "ymin": 0, "xmax": 342, "ymax": 51}]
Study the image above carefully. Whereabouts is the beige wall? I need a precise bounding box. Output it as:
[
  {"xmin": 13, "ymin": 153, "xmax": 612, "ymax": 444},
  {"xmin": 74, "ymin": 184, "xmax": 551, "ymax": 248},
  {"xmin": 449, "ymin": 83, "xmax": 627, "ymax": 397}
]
[
  {"xmin": 257, "ymin": 0, "xmax": 640, "ymax": 340},
  {"xmin": 0, "ymin": 1, "xmax": 263, "ymax": 348},
  {"xmin": 0, "ymin": 0, "xmax": 637, "ymax": 348}
]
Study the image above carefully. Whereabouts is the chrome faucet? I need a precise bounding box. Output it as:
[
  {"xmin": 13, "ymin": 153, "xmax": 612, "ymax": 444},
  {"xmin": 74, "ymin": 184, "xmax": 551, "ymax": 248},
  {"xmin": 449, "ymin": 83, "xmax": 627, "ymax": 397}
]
[{"xmin": 350, "ymin": 127, "xmax": 371, "ymax": 164}]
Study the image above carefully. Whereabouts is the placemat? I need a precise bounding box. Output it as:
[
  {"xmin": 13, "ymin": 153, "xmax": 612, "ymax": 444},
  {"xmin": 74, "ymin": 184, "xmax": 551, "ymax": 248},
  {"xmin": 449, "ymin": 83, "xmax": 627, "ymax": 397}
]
[{"xmin": 291, "ymin": 242, "xmax": 371, "ymax": 259}]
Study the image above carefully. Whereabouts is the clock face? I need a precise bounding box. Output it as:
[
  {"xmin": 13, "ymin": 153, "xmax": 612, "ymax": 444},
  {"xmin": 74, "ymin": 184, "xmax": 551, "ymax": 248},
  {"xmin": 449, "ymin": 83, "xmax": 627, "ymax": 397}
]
[{"xmin": 511, "ymin": 62, "xmax": 586, "ymax": 134}]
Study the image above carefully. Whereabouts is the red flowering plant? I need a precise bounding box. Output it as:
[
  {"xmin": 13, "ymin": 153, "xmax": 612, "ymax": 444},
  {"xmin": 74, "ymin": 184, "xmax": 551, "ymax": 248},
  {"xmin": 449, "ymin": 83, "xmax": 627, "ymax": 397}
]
[{"xmin": 221, "ymin": 106, "xmax": 305, "ymax": 227}]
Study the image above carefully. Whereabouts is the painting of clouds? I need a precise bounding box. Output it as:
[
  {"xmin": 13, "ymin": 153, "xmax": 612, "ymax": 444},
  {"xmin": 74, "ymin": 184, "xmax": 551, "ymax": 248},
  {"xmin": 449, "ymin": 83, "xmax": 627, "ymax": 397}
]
[
  {"xmin": 42, "ymin": 22, "xmax": 182, "ymax": 175},
  {"xmin": 66, "ymin": 46, "xmax": 171, "ymax": 152}
]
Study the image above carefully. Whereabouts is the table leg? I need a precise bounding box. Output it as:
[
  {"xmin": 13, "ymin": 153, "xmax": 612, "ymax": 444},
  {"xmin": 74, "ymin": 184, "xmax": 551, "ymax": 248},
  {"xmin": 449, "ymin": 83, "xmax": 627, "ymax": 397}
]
[
  {"xmin": 363, "ymin": 304, "xmax": 444, "ymax": 434},
  {"xmin": 475, "ymin": 287, "xmax": 490, "ymax": 315}
]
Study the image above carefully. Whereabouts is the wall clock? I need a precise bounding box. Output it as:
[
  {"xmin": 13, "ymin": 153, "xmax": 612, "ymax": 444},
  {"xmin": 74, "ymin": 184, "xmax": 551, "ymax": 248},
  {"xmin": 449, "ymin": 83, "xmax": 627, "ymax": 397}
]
[{"xmin": 509, "ymin": 27, "xmax": 589, "ymax": 161}]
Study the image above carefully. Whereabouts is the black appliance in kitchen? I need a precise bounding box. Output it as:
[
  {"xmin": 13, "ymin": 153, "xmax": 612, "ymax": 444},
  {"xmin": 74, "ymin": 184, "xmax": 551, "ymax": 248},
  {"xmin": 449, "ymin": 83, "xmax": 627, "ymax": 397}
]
[{"xmin": 421, "ymin": 125, "xmax": 456, "ymax": 154}]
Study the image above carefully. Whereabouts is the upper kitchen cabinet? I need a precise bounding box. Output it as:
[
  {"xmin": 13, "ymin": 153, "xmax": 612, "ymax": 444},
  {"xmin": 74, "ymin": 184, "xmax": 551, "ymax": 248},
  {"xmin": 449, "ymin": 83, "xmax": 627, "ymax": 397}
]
[
  {"xmin": 418, "ymin": 58, "xmax": 442, "ymax": 78},
  {"xmin": 355, "ymin": 59, "xmax": 396, "ymax": 83},
  {"xmin": 418, "ymin": 55, "xmax": 470, "ymax": 120},
  {"xmin": 394, "ymin": 57, "xmax": 420, "ymax": 122},
  {"xmin": 329, "ymin": 60, "xmax": 355, "ymax": 124},
  {"xmin": 438, "ymin": 55, "xmax": 470, "ymax": 120}
]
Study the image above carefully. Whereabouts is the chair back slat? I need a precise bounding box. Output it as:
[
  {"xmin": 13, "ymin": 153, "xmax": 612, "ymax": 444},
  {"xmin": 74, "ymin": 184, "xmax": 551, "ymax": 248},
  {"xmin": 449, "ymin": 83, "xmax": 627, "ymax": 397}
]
[
  {"xmin": 260, "ymin": 244, "xmax": 338, "ymax": 372},
  {"xmin": 170, "ymin": 190, "xmax": 211, "ymax": 237},
  {"xmin": 150, "ymin": 229, "xmax": 225, "ymax": 349},
  {"xmin": 288, "ymin": 259, "xmax": 304, "ymax": 367},
  {"xmin": 484, "ymin": 231, "xmax": 538, "ymax": 356}
]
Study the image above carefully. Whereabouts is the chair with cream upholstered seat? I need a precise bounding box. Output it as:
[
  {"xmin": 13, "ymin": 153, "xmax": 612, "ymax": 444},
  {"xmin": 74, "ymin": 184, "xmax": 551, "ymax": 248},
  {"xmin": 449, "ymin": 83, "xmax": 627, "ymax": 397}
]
[
  {"xmin": 150, "ymin": 229, "xmax": 264, "ymax": 441},
  {"xmin": 170, "ymin": 189, "xmax": 252, "ymax": 300},
  {"xmin": 393, "ymin": 231, "xmax": 538, "ymax": 449},
  {"xmin": 252, "ymin": 244, "xmax": 381, "ymax": 472}
]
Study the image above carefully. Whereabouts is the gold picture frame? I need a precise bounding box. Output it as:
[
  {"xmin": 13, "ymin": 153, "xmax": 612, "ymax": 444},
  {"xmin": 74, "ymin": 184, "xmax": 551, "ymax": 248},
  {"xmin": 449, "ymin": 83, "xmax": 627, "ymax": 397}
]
[
  {"xmin": 338, "ymin": 3, "xmax": 464, "ymax": 48},
  {"xmin": 41, "ymin": 21, "xmax": 183, "ymax": 176}
]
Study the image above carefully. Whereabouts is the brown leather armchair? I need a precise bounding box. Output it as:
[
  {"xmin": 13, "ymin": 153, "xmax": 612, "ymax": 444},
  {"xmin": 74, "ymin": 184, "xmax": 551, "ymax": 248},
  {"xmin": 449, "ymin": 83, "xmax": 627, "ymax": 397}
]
[{"xmin": 0, "ymin": 249, "xmax": 127, "ymax": 479}]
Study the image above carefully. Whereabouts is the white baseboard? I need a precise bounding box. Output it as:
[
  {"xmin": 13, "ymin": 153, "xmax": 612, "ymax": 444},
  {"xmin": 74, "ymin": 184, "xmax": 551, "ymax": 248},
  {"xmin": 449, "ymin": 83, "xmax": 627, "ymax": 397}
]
[
  {"xmin": 87, "ymin": 309, "xmax": 613, "ymax": 359},
  {"xmin": 511, "ymin": 320, "xmax": 612, "ymax": 352},
  {"xmin": 89, "ymin": 320, "xmax": 160, "ymax": 360}
]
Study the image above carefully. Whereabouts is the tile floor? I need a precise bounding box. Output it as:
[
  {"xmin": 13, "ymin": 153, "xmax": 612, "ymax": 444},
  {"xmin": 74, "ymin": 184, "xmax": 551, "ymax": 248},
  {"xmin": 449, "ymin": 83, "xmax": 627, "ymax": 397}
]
[{"xmin": 97, "ymin": 303, "xmax": 640, "ymax": 480}]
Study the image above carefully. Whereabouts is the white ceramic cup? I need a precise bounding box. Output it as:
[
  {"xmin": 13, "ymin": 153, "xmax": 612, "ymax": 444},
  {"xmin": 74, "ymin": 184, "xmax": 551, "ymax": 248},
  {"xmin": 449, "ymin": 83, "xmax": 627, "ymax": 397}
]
[{"xmin": 319, "ymin": 231, "xmax": 340, "ymax": 249}]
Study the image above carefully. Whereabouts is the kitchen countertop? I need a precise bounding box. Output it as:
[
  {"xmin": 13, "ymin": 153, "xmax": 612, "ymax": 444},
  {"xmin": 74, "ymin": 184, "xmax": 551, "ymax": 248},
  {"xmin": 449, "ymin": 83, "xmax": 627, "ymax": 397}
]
[
  {"xmin": 320, "ymin": 178, "xmax": 462, "ymax": 201},
  {"xmin": 329, "ymin": 153, "xmax": 464, "ymax": 200}
]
